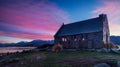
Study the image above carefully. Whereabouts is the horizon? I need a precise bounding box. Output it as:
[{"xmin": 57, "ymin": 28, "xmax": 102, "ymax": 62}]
[
  {"xmin": 0, "ymin": 35, "xmax": 120, "ymax": 44},
  {"xmin": 0, "ymin": 0, "xmax": 120, "ymax": 43}
]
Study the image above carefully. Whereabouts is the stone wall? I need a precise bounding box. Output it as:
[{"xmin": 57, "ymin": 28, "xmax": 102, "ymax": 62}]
[
  {"xmin": 99, "ymin": 14, "xmax": 110, "ymax": 48},
  {"xmin": 54, "ymin": 31, "xmax": 103, "ymax": 49}
]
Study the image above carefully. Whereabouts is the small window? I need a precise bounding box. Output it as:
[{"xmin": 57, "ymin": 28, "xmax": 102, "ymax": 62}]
[
  {"xmin": 82, "ymin": 37, "xmax": 85, "ymax": 41},
  {"xmin": 74, "ymin": 38, "xmax": 77, "ymax": 41},
  {"xmin": 62, "ymin": 38, "xmax": 64, "ymax": 42},
  {"xmin": 62, "ymin": 37, "xmax": 67, "ymax": 42},
  {"xmin": 65, "ymin": 38, "xmax": 67, "ymax": 42}
]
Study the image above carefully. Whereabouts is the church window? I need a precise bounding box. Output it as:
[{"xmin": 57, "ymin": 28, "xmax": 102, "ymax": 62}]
[
  {"xmin": 62, "ymin": 37, "xmax": 67, "ymax": 42},
  {"xmin": 74, "ymin": 38, "xmax": 77, "ymax": 41},
  {"xmin": 82, "ymin": 37, "xmax": 85, "ymax": 41}
]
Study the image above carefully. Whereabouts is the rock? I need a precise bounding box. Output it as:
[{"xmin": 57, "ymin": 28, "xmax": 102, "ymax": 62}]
[
  {"xmin": 117, "ymin": 61, "xmax": 120, "ymax": 67},
  {"xmin": 20, "ymin": 62, "xmax": 24, "ymax": 65},
  {"xmin": 111, "ymin": 49, "xmax": 120, "ymax": 54},
  {"xmin": 94, "ymin": 63, "xmax": 110, "ymax": 67},
  {"xmin": 36, "ymin": 56, "xmax": 41, "ymax": 60},
  {"xmin": 96, "ymin": 48, "xmax": 110, "ymax": 53}
]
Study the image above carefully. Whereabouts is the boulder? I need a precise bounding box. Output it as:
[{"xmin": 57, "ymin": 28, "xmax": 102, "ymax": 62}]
[
  {"xmin": 36, "ymin": 56, "xmax": 41, "ymax": 60},
  {"xmin": 117, "ymin": 61, "xmax": 120, "ymax": 67},
  {"xmin": 96, "ymin": 48, "xmax": 110, "ymax": 53},
  {"xmin": 111, "ymin": 49, "xmax": 120, "ymax": 54},
  {"xmin": 94, "ymin": 63, "xmax": 110, "ymax": 67}
]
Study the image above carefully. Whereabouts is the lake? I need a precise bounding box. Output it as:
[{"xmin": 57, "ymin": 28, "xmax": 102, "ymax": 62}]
[{"xmin": 0, "ymin": 47, "xmax": 36, "ymax": 53}]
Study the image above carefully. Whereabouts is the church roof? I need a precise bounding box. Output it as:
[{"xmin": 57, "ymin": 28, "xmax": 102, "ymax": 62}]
[{"xmin": 55, "ymin": 15, "xmax": 104, "ymax": 37}]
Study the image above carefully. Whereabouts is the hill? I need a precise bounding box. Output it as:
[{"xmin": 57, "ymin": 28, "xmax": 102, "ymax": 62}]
[
  {"xmin": 0, "ymin": 40, "xmax": 54, "ymax": 47},
  {"xmin": 110, "ymin": 36, "xmax": 120, "ymax": 45},
  {"xmin": 0, "ymin": 36, "xmax": 120, "ymax": 47}
]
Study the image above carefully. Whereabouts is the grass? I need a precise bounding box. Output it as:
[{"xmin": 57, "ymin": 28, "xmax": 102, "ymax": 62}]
[{"xmin": 0, "ymin": 50, "xmax": 120, "ymax": 67}]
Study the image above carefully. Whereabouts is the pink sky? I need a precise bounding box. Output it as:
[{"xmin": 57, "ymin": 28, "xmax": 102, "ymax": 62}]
[
  {"xmin": 0, "ymin": 0, "xmax": 70, "ymax": 43},
  {"xmin": 92, "ymin": 1, "xmax": 120, "ymax": 36},
  {"xmin": 0, "ymin": 0, "xmax": 120, "ymax": 43}
]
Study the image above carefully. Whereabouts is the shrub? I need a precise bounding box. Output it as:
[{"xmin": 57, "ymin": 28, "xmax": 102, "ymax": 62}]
[
  {"xmin": 108, "ymin": 42, "xmax": 119, "ymax": 49},
  {"xmin": 52, "ymin": 44, "xmax": 63, "ymax": 52}
]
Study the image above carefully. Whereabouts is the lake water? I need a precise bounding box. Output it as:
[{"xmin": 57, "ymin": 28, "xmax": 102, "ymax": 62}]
[
  {"xmin": 0, "ymin": 47, "xmax": 36, "ymax": 53},
  {"xmin": 0, "ymin": 46, "xmax": 119, "ymax": 54}
]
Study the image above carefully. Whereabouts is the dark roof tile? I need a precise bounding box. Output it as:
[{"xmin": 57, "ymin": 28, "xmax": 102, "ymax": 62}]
[{"xmin": 55, "ymin": 17, "xmax": 103, "ymax": 37}]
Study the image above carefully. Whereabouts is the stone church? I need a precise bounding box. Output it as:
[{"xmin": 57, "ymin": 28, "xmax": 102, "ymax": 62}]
[{"xmin": 54, "ymin": 14, "xmax": 110, "ymax": 49}]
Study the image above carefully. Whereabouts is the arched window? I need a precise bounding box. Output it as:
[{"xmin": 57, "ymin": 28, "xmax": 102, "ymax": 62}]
[{"xmin": 62, "ymin": 37, "xmax": 67, "ymax": 42}]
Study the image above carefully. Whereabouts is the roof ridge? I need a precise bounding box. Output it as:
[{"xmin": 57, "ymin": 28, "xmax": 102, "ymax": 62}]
[{"xmin": 65, "ymin": 17, "xmax": 99, "ymax": 25}]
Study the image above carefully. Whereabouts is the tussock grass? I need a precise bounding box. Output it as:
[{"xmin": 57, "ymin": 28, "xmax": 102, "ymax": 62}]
[{"xmin": 0, "ymin": 50, "xmax": 120, "ymax": 67}]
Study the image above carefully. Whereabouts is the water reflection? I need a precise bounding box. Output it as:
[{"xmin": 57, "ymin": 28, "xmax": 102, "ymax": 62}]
[{"xmin": 0, "ymin": 47, "xmax": 36, "ymax": 53}]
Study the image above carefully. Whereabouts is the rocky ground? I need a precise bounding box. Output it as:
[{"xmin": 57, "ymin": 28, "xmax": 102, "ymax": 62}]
[{"xmin": 0, "ymin": 50, "xmax": 120, "ymax": 67}]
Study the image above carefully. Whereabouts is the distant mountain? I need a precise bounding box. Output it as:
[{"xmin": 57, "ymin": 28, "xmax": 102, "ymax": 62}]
[
  {"xmin": 0, "ymin": 43, "xmax": 16, "ymax": 47},
  {"xmin": 0, "ymin": 40, "xmax": 54, "ymax": 47},
  {"xmin": 0, "ymin": 36, "xmax": 120, "ymax": 47},
  {"xmin": 110, "ymin": 36, "xmax": 120, "ymax": 45},
  {"xmin": 26, "ymin": 40, "xmax": 54, "ymax": 46}
]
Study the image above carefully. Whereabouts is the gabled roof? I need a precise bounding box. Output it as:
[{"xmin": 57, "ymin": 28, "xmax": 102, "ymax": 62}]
[{"xmin": 55, "ymin": 16, "xmax": 104, "ymax": 37}]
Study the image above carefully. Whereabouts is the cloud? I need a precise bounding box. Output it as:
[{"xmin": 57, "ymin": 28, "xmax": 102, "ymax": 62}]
[
  {"xmin": 109, "ymin": 24, "xmax": 120, "ymax": 35},
  {"xmin": 0, "ymin": 30, "xmax": 53, "ymax": 40},
  {"xmin": 0, "ymin": 0, "xmax": 70, "ymax": 42},
  {"xmin": 0, "ymin": 40, "xmax": 10, "ymax": 43},
  {"xmin": 0, "ymin": 35, "xmax": 32, "ymax": 43},
  {"xmin": 92, "ymin": 1, "xmax": 120, "ymax": 35}
]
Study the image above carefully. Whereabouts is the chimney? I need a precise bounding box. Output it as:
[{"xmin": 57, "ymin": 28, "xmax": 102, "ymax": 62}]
[
  {"xmin": 62, "ymin": 23, "xmax": 64, "ymax": 25},
  {"xmin": 99, "ymin": 14, "xmax": 107, "ymax": 22}
]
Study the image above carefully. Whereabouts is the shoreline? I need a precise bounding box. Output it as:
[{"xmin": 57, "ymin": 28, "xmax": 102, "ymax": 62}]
[{"xmin": 0, "ymin": 47, "xmax": 36, "ymax": 54}]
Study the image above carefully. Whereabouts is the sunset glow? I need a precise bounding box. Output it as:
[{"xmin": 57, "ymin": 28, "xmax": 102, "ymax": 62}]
[{"xmin": 0, "ymin": 0, "xmax": 120, "ymax": 43}]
